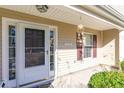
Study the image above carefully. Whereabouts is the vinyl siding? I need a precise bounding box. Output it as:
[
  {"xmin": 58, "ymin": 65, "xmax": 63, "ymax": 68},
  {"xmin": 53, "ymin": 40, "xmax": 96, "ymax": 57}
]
[
  {"xmin": 0, "ymin": 8, "xmax": 119, "ymax": 80},
  {"xmin": 102, "ymin": 29, "xmax": 119, "ymax": 67},
  {"xmin": 57, "ymin": 27, "xmax": 102, "ymax": 77}
]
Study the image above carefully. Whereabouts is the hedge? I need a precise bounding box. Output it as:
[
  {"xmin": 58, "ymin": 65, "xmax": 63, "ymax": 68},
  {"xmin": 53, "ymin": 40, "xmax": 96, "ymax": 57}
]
[
  {"xmin": 121, "ymin": 61, "xmax": 124, "ymax": 71},
  {"xmin": 88, "ymin": 71, "xmax": 124, "ymax": 88}
]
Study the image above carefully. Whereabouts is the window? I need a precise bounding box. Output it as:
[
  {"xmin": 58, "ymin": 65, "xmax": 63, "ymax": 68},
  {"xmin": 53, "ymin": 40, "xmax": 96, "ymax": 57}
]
[
  {"xmin": 76, "ymin": 33, "xmax": 97, "ymax": 60},
  {"xmin": 25, "ymin": 28, "xmax": 45, "ymax": 68},
  {"xmin": 84, "ymin": 34, "xmax": 93, "ymax": 58},
  {"xmin": 50, "ymin": 31, "xmax": 55, "ymax": 71},
  {"xmin": 8, "ymin": 25, "xmax": 16, "ymax": 80}
]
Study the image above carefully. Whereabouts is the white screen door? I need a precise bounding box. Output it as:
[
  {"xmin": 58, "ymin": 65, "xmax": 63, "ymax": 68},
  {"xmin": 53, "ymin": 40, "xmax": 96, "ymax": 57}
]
[{"xmin": 17, "ymin": 23, "xmax": 49, "ymax": 85}]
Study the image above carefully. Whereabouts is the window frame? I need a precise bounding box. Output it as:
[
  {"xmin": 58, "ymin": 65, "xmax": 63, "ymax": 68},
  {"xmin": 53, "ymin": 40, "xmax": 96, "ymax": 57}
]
[
  {"xmin": 8, "ymin": 25, "xmax": 16, "ymax": 80},
  {"xmin": 76, "ymin": 32, "xmax": 96, "ymax": 61},
  {"xmin": 83, "ymin": 33, "xmax": 94, "ymax": 59}
]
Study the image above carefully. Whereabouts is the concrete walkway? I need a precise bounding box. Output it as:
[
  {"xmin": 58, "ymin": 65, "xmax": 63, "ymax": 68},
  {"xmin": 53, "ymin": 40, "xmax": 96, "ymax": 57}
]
[{"xmin": 50, "ymin": 64, "xmax": 118, "ymax": 88}]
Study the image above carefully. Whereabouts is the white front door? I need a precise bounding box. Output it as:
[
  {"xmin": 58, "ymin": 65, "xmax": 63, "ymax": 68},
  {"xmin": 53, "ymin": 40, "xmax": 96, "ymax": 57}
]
[
  {"xmin": 2, "ymin": 18, "xmax": 57, "ymax": 87},
  {"xmin": 17, "ymin": 23, "xmax": 49, "ymax": 85}
]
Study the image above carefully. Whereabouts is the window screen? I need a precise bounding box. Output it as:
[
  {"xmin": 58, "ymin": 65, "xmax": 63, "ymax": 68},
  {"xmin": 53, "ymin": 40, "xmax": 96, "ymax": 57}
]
[{"xmin": 25, "ymin": 28, "xmax": 45, "ymax": 68}]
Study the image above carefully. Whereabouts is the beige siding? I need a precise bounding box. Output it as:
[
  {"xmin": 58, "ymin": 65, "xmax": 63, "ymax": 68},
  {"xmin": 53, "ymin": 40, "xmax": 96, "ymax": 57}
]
[
  {"xmin": 0, "ymin": 8, "xmax": 119, "ymax": 79},
  {"xmin": 102, "ymin": 29, "xmax": 119, "ymax": 67},
  {"xmin": 57, "ymin": 27, "xmax": 102, "ymax": 76}
]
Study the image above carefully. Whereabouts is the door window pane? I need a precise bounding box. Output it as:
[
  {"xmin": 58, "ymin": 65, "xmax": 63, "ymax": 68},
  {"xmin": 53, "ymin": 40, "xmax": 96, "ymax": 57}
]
[
  {"xmin": 9, "ymin": 37, "xmax": 16, "ymax": 47},
  {"xmin": 50, "ymin": 55, "xmax": 54, "ymax": 62},
  {"xmin": 9, "ymin": 48, "xmax": 15, "ymax": 58},
  {"xmin": 50, "ymin": 63, "xmax": 54, "ymax": 71},
  {"xmin": 50, "ymin": 31, "xmax": 55, "ymax": 71},
  {"xmin": 25, "ymin": 28, "xmax": 45, "ymax": 68},
  {"xmin": 9, "ymin": 26, "xmax": 15, "ymax": 36},
  {"xmin": 8, "ymin": 25, "xmax": 16, "ymax": 80}
]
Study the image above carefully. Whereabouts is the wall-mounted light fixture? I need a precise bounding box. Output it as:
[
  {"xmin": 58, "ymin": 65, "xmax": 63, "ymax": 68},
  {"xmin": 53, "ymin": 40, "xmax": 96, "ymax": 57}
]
[{"xmin": 36, "ymin": 5, "xmax": 49, "ymax": 13}]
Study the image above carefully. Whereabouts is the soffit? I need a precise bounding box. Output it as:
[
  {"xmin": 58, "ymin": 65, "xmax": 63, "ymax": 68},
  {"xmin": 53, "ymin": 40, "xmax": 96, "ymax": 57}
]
[{"xmin": 0, "ymin": 5, "xmax": 117, "ymax": 30}]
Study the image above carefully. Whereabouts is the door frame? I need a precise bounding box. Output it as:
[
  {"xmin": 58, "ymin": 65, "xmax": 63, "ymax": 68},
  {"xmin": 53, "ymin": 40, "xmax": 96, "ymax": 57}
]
[{"xmin": 2, "ymin": 17, "xmax": 58, "ymax": 87}]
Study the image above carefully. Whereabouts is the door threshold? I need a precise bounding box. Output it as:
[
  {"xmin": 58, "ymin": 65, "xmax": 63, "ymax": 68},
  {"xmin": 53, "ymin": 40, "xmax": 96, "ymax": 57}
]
[{"xmin": 19, "ymin": 78, "xmax": 54, "ymax": 88}]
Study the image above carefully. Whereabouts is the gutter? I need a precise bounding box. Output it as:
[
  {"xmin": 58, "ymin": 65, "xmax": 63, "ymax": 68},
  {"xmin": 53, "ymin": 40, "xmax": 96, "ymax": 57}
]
[
  {"xmin": 68, "ymin": 5, "xmax": 124, "ymax": 30},
  {"xmin": 97, "ymin": 5, "xmax": 124, "ymax": 22},
  {"xmin": 96, "ymin": 5, "xmax": 124, "ymax": 27}
]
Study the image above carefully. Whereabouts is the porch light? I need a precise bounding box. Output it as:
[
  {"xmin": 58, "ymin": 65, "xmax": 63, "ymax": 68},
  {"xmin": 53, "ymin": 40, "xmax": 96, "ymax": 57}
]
[
  {"xmin": 77, "ymin": 16, "xmax": 84, "ymax": 31},
  {"xmin": 36, "ymin": 5, "xmax": 49, "ymax": 13},
  {"xmin": 78, "ymin": 24, "xmax": 84, "ymax": 30}
]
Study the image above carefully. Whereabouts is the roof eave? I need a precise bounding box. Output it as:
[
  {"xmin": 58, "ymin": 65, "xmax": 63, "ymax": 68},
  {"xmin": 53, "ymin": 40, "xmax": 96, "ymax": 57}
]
[{"xmin": 71, "ymin": 5, "xmax": 124, "ymax": 31}]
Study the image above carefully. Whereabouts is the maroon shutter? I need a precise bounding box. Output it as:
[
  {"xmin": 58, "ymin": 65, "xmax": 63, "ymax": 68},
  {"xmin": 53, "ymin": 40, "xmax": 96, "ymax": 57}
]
[
  {"xmin": 93, "ymin": 35, "xmax": 97, "ymax": 58},
  {"xmin": 77, "ymin": 48, "xmax": 82, "ymax": 60},
  {"xmin": 76, "ymin": 32, "xmax": 83, "ymax": 60}
]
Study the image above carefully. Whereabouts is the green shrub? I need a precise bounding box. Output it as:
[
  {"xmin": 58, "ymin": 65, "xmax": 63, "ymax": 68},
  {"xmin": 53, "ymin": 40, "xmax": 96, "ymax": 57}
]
[
  {"xmin": 121, "ymin": 61, "xmax": 124, "ymax": 71},
  {"xmin": 88, "ymin": 71, "xmax": 124, "ymax": 88}
]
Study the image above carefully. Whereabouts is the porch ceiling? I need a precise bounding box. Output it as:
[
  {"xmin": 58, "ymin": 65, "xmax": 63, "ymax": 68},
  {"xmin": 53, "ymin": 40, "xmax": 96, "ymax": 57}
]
[{"xmin": 0, "ymin": 5, "xmax": 118, "ymax": 30}]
